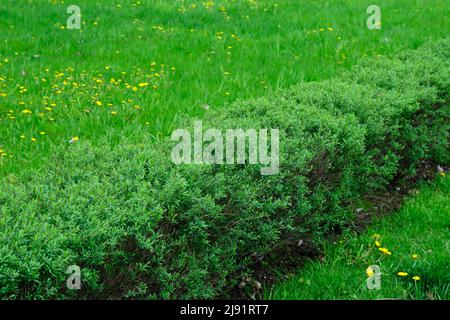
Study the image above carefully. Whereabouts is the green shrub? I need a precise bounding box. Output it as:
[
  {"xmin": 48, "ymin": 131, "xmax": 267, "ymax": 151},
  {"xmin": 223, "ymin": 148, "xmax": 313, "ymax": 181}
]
[{"xmin": 0, "ymin": 39, "xmax": 448, "ymax": 299}]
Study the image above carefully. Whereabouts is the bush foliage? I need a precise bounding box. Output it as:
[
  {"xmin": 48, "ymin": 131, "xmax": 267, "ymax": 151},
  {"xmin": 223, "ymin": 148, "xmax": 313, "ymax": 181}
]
[{"xmin": 0, "ymin": 39, "xmax": 448, "ymax": 299}]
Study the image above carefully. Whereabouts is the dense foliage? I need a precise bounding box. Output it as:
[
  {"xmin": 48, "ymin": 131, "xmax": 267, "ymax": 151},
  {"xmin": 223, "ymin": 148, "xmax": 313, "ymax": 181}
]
[{"xmin": 0, "ymin": 39, "xmax": 448, "ymax": 299}]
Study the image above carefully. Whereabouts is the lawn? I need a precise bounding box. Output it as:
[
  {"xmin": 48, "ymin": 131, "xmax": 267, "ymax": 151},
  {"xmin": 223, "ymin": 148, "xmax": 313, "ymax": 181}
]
[{"xmin": 0, "ymin": 0, "xmax": 448, "ymax": 174}]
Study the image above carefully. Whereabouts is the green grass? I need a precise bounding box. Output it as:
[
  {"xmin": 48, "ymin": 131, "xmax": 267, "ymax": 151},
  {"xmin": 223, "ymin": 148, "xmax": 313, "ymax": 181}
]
[
  {"xmin": 0, "ymin": 0, "xmax": 449, "ymax": 174},
  {"xmin": 267, "ymin": 176, "xmax": 450, "ymax": 300}
]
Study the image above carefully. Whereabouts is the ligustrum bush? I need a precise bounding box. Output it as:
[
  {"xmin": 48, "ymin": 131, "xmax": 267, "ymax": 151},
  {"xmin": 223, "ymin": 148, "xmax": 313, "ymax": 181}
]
[{"xmin": 0, "ymin": 39, "xmax": 448, "ymax": 299}]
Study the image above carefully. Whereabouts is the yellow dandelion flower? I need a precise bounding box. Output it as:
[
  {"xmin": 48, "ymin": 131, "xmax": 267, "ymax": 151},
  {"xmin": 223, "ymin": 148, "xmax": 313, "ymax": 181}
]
[
  {"xmin": 412, "ymin": 276, "xmax": 420, "ymax": 281},
  {"xmin": 69, "ymin": 136, "xmax": 79, "ymax": 144},
  {"xmin": 111, "ymin": 111, "xmax": 118, "ymax": 116},
  {"xmin": 366, "ymin": 267, "xmax": 375, "ymax": 277},
  {"xmin": 397, "ymin": 272, "xmax": 408, "ymax": 277},
  {"xmin": 95, "ymin": 101, "xmax": 102, "ymax": 106},
  {"xmin": 378, "ymin": 247, "xmax": 392, "ymax": 255},
  {"xmin": 411, "ymin": 254, "xmax": 419, "ymax": 260},
  {"xmin": 22, "ymin": 109, "xmax": 32, "ymax": 114},
  {"xmin": 375, "ymin": 241, "xmax": 381, "ymax": 247}
]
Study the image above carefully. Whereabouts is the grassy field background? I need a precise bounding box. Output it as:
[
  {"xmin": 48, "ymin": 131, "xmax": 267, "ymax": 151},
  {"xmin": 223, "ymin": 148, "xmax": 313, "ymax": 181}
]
[
  {"xmin": 267, "ymin": 176, "xmax": 450, "ymax": 300},
  {"xmin": 0, "ymin": 0, "xmax": 448, "ymax": 174}
]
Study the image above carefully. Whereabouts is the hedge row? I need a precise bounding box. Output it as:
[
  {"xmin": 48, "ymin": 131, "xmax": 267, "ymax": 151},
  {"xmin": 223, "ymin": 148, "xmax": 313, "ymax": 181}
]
[{"xmin": 0, "ymin": 39, "xmax": 449, "ymax": 299}]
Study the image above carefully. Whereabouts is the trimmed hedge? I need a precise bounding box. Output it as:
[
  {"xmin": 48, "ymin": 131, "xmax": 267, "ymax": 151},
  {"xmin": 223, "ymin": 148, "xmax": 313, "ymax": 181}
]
[{"xmin": 0, "ymin": 39, "xmax": 449, "ymax": 299}]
